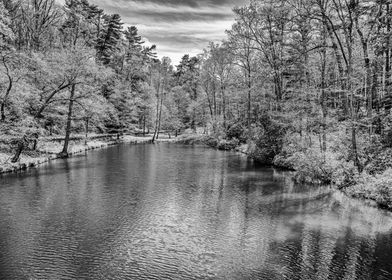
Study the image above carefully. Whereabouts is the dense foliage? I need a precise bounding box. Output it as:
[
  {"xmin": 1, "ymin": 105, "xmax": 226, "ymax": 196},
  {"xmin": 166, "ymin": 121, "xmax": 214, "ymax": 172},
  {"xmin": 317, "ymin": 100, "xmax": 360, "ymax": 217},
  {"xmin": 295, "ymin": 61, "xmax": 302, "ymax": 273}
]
[
  {"xmin": 2, "ymin": 0, "xmax": 392, "ymax": 207},
  {"xmin": 0, "ymin": 0, "xmax": 163, "ymax": 159},
  {"xmin": 175, "ymin": 0, "xmax": 392, "ymax": 207}
]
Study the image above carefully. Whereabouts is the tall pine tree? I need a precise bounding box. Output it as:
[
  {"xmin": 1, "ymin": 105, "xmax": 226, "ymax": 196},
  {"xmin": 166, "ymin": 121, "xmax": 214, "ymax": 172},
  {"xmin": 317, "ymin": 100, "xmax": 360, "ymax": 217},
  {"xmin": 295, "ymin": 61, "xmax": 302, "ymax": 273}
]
[{"xmin": 95, "ymin": 13, "xmax": 122, "ymax": 65}]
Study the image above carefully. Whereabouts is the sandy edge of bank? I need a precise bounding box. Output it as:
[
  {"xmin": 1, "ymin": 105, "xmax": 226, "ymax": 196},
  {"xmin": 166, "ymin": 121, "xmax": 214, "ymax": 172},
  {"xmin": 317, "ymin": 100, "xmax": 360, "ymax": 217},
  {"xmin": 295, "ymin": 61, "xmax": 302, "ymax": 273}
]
[{"xmin": 0, "ymin": 136, "xmax": 153, "ymax": 175}]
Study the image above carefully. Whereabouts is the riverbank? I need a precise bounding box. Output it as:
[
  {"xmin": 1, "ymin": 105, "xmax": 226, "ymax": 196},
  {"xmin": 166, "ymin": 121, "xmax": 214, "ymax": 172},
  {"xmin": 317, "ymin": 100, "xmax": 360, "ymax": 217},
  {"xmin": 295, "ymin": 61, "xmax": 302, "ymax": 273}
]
[
  {"xmin": 172, "ymin": 133, "xmax": 392, "ymax": 211},
  {"xmin": 2, "ymin": 143, "xmax": 391, "ymax": 280},
  {"xmin": 0, "ymin": 135, "xmax": 152, "ymax": 175},
  {"xmin": 3, "ymin": 131, "xmax": 390, "ymax": 211}
]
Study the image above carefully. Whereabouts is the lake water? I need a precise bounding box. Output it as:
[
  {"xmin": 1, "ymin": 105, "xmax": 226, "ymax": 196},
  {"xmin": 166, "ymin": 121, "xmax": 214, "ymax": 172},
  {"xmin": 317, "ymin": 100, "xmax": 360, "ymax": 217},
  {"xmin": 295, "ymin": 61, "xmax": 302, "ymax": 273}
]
[{"xmin": 0, "ymin": 143, "xmax": 392, "ymax": 280}]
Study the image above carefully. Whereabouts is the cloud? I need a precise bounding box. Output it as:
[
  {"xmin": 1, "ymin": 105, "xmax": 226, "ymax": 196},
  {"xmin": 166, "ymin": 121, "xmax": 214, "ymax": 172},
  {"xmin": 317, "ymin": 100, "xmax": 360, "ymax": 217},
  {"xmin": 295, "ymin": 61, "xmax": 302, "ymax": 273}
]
[
  {"xmin": 89, "ymin": 0, "xmax": 249, "ymax": 64},
  {"xmin": 133, "ymin": 10, "xmax": 233, "ymax": 23},
  {"xmin": 99, "ymin": 0, "xmax": 241, "ymax": 9}
]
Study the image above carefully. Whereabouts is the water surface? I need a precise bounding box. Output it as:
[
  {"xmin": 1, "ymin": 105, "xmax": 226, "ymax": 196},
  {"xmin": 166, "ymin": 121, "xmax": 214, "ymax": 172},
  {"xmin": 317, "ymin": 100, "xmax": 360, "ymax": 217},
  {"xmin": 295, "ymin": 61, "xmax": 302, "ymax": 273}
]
[{"xmin": 0, "ymin": 143, "xmax": 392, "ymax": 279}]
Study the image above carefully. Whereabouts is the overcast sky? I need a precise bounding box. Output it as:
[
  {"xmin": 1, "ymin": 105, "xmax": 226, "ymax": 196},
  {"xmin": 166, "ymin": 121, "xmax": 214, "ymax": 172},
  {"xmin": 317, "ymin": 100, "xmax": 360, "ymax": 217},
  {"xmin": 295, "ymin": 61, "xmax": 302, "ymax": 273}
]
[{"xmin": 89, "ymin": 0, "xmax": 248, "ymax": 65}]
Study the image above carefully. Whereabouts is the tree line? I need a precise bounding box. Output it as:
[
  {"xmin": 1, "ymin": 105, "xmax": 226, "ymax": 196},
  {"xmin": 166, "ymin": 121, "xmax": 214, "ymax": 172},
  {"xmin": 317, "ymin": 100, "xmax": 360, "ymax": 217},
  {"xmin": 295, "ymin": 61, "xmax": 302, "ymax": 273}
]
[
  {"xmin": 2, "ymin": 0, "xmax": 392, "ymax": 195},
  {"xmin": 0, "ymin": 0, "xmax": 176, "ymax": 161},
  {"xmin": 173, "ymin": 0, "xmax": 392, "ymax": 193}
]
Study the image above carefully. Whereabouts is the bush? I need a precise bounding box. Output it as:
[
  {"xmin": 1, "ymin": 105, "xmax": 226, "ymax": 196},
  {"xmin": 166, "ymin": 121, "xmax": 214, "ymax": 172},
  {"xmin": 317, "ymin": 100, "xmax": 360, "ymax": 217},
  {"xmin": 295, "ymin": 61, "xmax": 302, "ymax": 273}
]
[
  {"xmin": 347, "ymin": 169, "xmax": 392, "ymax": 209},
  {"xmin": 272, "ymin": 131, "xmax": 359, "ymax": 186},
  {"xmin": 281, "ymin": 150, "xmax": 358, "ymax": 186},
  {"xmin": 273, "ymin": 154, "xmax": 295, "ymax": 170},
  {"xmin": 248, "ymin": 114, "xmax": 286, "ymax": 165},
  {"xmin": 291, "ymin": 150, "xmax": 332, "ymax": 184},
  {"xmin": 226, "ymin": 122, "xmax": 246, "ymax": 142},
  {"xmin": 217, "ymin": 139, "xmax": 239, "ymax": 150},
  {"xmin": 175, "ymin": 134, "xmax": 204, "ymax": 145},
  {"xmin": 273, "ymin": 140, "xmax": 297, "ymax": 170},
  {"xmin": 176, "ymin": 134, "xmax": 219, "ymax": 148},
  {"xmin": 247, "ymin": 140, "xmax": 274, "ymax": 164},
  {"xmin": 381, "ymin": 115, "xmax": 392, "ymax": 148},
  {"xmin": 327, "ymin": 160, "xmax": 357, "ymax": 188},
  {"xmin": 364, "ymin": 148, "xmax": 392, "ymax": 175},
  {"xmin": 204, "ymin": 136, "xmax": 219, "ymax": 148}
]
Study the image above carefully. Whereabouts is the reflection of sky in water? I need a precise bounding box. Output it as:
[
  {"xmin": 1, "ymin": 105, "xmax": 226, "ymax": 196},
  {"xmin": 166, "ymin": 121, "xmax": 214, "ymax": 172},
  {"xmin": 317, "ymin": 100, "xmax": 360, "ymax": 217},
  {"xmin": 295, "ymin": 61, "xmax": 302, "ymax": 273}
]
[{"xmin": 0, "ymin": 144, "xmax": 391, "ymax": 279}]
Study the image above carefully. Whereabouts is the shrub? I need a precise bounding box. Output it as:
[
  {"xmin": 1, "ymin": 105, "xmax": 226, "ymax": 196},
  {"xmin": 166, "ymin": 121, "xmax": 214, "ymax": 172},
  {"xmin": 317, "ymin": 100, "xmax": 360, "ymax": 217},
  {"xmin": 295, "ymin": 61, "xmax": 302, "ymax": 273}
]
[
  {"xmin": 364, "ymin": 148, "xmax": 392, "ymax": 175},
  {"xmin": 273, "ymin": 154, "xmax": 295, "ymax": 170},
  {"xmin": 381, "ymin": 115, "xmax": 392, "ymax": 148},
  {"xmin": 204, "ymin": 136, "xmax": 219, "ymax": 148},
  {"xmin": 226, "ymin": 122, "xmax": 246, "ymax": 142},
  {"xmin": 331, "ymin": 160, "xmax": 358, "ymax": 188},
  {"xmin": 272, "ymin": 133, "xmax": 359, "ymax": 186},
  {"xmin": 248, "ymin": 114, "xmax": 286, "ymax": 165},
  {"xmin": 217, "ymin": 138, "xmax": 239, "ymax": 150},
  {"xmin": 176, "ymin": 134, "xmax": 219, "ymax": 148},
  {"xmin": 347, "ymin": 169, "xmax": 392, "ymax": 209},
  {"xmin": 290, "ymin": 150, "xmax": 332, "ymax": 183},
  {"xmin": 176, "ymin": 134, "xmax": 204, "ymax": 145},
  {"xmin": 247, "ymin": 142, "xmax": 272, "ymax": 164}
]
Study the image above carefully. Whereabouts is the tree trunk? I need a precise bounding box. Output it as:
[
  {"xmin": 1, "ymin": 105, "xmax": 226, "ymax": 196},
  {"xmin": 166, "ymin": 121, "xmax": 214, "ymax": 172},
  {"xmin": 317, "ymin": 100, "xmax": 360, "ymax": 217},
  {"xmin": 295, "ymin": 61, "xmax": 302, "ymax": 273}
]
[
  {"xmin": 85, "ymin": 117, "xmax": 89, "ymax": 145},
  {"xmin": 152, "ymin": 78, "xmax": 162, "ymax": 142},
  {"xmin": 156, "ymin": 91, "xmax": 164, "ymax": 140},
  {"xmin": 320, "ymin": 28, "xmax": 328, "ymax": 158},
  {"xmin": 321, "ymin": 94, "xmax": 327, "ymax": 155},
  {"xmin": 372, "ymin": 61, "xmax": 382, "ymax": 134},
  {"xmin": 143, "ymin": 114, "xmax": 146, "ymax": 136},
  {"xmin": 1, "ymin": 66, "xmax": 13, "ymax": 122},
  {"xmin": 206, "ymin": 90, "xmax": 214, "ymax": 119},
  {"xmin": 351, "ymin": 122, "xmax": 362, "ymax": 172},
  {"xmin": 385, "ymin": 3, "xmax": 391, "ymax": 113},
  {"xmin": 0, "ymin": 102, "xmax": 5, "ymax": 122},
  {"xmin": 221, "ymin": 84, "xmax": 226, "ymax": 130},
  {"xmin": 355, "ymin": 22, "xmax": 372, "ymax": 133},
  {"xmin": 59, "ymin": 84, "xmax": 76, "ymax": 157},
  {"xmin": 11, "ymin": 135, "xmax": 28, "ymax": 163},
  {"xmin": 213, "ymin": 85, "xmax": 217, "ymax": 118},
  {"xmin": 152, "ymin": 100, "xmax": 160, "ymax": 142},
  {"xmin": 191, "ymin": 87, "xmax": 197, "ymax": 132},
  {"xmin": 32, "ymin": 138, "xmax": 38, "ymax": 150},
  {"xmin": 247, "ymin": 67, "xmax": 252, "ymax": 133}
]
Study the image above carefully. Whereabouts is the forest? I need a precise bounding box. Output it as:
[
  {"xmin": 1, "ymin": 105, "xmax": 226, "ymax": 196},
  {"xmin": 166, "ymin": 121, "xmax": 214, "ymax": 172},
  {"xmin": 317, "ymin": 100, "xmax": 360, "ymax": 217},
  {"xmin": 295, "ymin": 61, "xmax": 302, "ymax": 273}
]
[{"xmin": 1, "ymin": 0, "xmax": 392, "ymax": 208}]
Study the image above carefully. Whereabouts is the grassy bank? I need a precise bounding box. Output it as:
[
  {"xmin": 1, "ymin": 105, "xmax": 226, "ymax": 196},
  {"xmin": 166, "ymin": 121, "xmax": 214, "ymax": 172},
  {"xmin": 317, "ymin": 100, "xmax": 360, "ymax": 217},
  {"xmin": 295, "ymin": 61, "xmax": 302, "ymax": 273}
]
[{"xmin": 0, "ymin": 135, "xmax": 152, "ymax": 175}]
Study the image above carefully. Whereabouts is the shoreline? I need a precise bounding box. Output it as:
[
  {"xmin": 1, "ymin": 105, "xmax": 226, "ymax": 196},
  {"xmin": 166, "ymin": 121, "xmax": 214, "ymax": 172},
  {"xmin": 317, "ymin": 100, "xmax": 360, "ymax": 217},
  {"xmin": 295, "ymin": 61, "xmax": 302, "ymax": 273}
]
[
  {"xmin": 2, "ymin": 134, "xmax": 389, "ymax": 213},
  {"xmin": 168, "ymin": 134, "xmax": 392, "ymax": 212},
  {"xmin": 0, "ymin": 135, "xmax": 153, "ymax": 175}
]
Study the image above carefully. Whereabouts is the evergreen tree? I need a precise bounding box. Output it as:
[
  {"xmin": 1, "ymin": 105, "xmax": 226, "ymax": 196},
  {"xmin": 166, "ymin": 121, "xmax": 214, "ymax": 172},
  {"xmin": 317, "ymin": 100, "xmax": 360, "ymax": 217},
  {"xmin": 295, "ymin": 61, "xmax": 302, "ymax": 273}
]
[
  {"xmin": 95, "ymin": 13, "xmax": 123, "ymax": 65},
  {"xmin": 175, "ymin": 54, "xmax": 200, "ymax": 130},
  {"xmin": 124, "ymin": 26, "xmax": 143, "ymax": 50},
  {"xmin": 60, "ymin": 0, "xmax": 96, "ymax": 46},
  {"xmin": 123, "ymin": 26, "xmax": 144, "ymax": 68}
]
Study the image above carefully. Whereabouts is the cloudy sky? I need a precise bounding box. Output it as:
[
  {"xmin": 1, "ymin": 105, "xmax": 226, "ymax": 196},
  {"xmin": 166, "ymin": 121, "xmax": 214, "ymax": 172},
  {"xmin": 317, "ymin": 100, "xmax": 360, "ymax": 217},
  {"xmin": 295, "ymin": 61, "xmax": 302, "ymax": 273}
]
[{"xmin": 90, "ymin": 0, "xmax": 248, "ymax": 65}]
